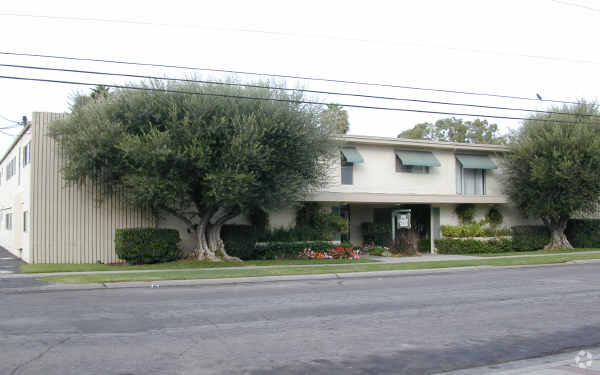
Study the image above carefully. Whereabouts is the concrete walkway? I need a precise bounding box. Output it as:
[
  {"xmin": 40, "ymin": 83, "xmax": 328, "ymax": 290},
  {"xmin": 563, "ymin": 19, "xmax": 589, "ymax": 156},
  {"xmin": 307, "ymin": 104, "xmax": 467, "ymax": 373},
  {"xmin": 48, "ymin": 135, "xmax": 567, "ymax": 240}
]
[{"xmin": 1, "ymin": 250, "xmax": 599, "ymax": 280}]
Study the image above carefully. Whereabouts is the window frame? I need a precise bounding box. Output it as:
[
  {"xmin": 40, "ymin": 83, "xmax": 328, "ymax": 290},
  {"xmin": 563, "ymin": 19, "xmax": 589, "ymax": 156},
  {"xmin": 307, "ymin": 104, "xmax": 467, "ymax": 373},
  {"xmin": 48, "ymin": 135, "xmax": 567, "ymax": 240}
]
[
  {"xmin": 395, "ymin": 156, "xmax": 429, "ymax": 174},
  {"xmin": 23, "ymin": 211, "xmax": 28, "ymax": 233},
  {"xmin": 22, "ymin": 142, "xmax": 31, "ymax": 167},
  {"xmin": 456, "ymin": 161, "xmax": 486, "ymax": 195},
  {"xmin": 341, "ymin": 158, "xmax": 354, "ymax": 185},
  {"xmin": 5, "ymin": 213, "xmax": 12, "ymax": 231}
]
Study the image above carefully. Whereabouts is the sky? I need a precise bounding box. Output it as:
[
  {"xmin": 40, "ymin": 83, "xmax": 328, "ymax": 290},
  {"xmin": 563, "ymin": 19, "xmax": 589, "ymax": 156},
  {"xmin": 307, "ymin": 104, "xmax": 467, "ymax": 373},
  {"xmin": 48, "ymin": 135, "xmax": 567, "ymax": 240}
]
[{"xmin": 1, "ymin": 0, "xmax": 599, "ymax": 155}]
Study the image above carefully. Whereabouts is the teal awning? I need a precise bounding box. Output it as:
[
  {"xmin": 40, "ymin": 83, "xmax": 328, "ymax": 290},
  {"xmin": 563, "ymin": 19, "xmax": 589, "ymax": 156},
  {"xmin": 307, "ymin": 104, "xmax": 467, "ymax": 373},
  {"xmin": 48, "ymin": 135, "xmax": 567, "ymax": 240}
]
[
  {"xmin": 456, "ymin": 154, "xmax": 497, "ymax": 169},
  {"xmin": 394, "ymin": 149, "xmax": 441, "ymax": 167},
  {"xmin": 341, "ymin": 147, "xmax": 364, "ymax": 163}
]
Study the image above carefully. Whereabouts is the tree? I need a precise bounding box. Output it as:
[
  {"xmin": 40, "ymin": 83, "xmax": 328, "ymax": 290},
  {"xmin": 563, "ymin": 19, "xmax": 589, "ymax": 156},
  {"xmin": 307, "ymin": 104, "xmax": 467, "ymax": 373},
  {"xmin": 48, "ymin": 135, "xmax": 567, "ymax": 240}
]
[
  {"xmin": 503, "ymin": 102, "xmax": 600, "ymax": 249},
  {"xmin": 398, "ymin": 117, "xmax": 508, "ymax": 144},
  {"xmin": 49, "ymin": 80, "xmax": 336, "ymax": 261},
  {"xmin": 319, "ymin": 104, "xmax": 349, "ymax": 134},
  {"xmin": 90, "ymin": 85, "xmax": 110, "ymax": 101}
]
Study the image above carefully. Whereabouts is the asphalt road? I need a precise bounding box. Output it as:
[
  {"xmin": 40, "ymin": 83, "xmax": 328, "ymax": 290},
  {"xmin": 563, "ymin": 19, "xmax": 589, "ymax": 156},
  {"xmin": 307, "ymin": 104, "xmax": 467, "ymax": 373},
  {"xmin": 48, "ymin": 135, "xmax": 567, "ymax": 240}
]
[{"xmin": 1, "ymin": 263, "xmax": 600, "ymax": 375}]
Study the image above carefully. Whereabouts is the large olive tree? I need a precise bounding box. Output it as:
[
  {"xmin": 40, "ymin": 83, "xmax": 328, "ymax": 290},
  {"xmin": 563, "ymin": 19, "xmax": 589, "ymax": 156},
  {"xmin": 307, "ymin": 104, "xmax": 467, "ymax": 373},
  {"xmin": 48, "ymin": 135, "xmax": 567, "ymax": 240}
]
[
  {"xmin": 503, "ymin": 102, "xmax": 600, "ymax": 249},
  {"xmin": 49, "ymin": 81, "xmax": 336, "ymax": 261}
]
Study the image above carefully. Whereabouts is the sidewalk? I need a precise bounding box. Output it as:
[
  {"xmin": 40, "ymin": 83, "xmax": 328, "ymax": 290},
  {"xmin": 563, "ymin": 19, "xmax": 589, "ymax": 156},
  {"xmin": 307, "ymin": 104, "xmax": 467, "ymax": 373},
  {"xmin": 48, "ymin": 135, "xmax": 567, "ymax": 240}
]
[{"xmin": 439, "ymin": 346, "xmax": 600, "ymax": 374}]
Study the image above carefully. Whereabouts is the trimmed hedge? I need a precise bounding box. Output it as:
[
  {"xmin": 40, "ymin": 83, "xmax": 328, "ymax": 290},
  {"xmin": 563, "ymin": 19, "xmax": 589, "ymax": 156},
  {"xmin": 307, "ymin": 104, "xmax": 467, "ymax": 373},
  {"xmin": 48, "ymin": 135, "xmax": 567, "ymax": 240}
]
[
  {"xmin": 435, "ymin": 238, "xmax": 513, "ymax": 254},
  {"xmin": 115, "ymin": 228, "xmax": 182, "ymax": 265},
  {"xmin": 511, "ymin": 225, "xmax": 549, "ymax": 251},
  {"xmin": 255, "ymin": 241, "xmax": 336, "ymax": 260},
  {"xmin": 566, "ymin": 219, "xmax": 600, "ymax": 248},
  {"xmin": 221, "ymin": 225, "xmax": 260, "ymax": 260}
]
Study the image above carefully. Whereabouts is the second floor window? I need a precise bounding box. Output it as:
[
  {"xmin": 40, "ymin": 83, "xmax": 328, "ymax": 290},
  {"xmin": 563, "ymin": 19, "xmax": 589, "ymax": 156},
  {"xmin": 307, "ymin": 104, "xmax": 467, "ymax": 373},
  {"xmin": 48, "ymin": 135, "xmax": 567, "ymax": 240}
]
[
  {"xmin": 5, "ymin": 213, "xmax": 12, "ymax": 231},
  {"xmin": 456, "ymin": 161, "xmax": 486, "ymax": 195},
  {"xmin": 23, "ymin": 142, "xmax": 31, "ymax": 166},
  {"xmin": 341, "ymin": 159, "xmax": 353, "ymax": 185},
  {"xmin": 6, "ymin": 158, "xmax": 16, "ymax": 181}
]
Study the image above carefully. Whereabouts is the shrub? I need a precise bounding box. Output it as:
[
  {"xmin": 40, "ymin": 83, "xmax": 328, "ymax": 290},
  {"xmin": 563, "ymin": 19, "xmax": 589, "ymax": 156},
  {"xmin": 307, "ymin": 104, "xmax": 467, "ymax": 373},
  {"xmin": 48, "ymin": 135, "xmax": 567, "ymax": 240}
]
[
  {"xmin": 259, "ymin": 226, "xmax": 322, "ymax": 242},
  {"xmin": 486, "ymin": 206, "xmax": 504, "ymax": 227},
  {"xmin": 361, "ymin": 222, "xmax": 392, "ymax": 247},
  {"xmin": 254, "ymin": 241, "xmax": 335, "ymax": 259},
  {"xmin": 435, "ymin": 238, "xmax": 513, "ymax": 254},
  {"xmin": 511, "ymin": 226, "xmax": 549, "ymax": 251},
  {"xmin": 115, "ymin": 228, "xmax": 181, "ymax": 265},
  {"xmin": 221, "ymin": 225, "xmax": 260, "ymax": 260},
  {"xmin": 441, "ymin": 223, "xmax": 510, "ymax": 238},
  {"xmin": 566, "ymin": 219, "xmax": 600, "ymax": 248},
  {"xmin": 339, "ymin": 240, "xmax": 354, "ymax": 249},
  {"xmin": 456, "ymin": 204, "xmax": 476, "ymax": 223}
]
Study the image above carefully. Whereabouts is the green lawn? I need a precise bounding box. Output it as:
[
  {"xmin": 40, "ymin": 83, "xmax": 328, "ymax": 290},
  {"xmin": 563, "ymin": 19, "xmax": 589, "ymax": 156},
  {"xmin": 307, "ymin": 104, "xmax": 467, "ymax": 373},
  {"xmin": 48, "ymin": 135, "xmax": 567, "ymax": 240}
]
[
  {"xmin": 21, "ymin": 258, "xmax": 373, "ymax": 273},
  {"xmin": 39, "ymin": 253, "xmax": 600, "ymax": 284},
  {"xmin": 474, "ymin": 248, "xmax": 600, "ymax": 257}
]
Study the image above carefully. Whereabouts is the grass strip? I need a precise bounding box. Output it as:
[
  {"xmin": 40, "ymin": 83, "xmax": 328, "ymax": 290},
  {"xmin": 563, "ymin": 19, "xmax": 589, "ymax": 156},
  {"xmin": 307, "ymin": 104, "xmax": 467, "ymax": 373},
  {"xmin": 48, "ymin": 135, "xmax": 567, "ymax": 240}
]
[
  {"xmin": 474, "ymin": 248, "xmax": 600, "ymax": 257},
  {"xmin": 38, "ymin": 253, "xmax": 600, "ymax": 284},
  {"xmin": 21, "ymin": 258, "xmax": 372, "ymax": 273}
]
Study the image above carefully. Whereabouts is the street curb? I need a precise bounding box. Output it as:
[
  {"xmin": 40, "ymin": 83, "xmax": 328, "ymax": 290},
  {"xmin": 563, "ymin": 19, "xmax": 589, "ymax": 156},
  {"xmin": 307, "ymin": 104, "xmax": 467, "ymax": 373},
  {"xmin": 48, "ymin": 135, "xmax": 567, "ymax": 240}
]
[{"xmin": 3, "ymin": 260, "xmax": 600, "ymax": 294}]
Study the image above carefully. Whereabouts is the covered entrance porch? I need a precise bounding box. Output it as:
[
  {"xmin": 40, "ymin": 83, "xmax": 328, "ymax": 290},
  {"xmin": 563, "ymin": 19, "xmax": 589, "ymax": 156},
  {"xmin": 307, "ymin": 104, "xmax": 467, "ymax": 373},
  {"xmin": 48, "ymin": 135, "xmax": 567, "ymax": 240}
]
[{"xmin": 333, "ymin": 203, "xmax": 440, "ymax": 254}]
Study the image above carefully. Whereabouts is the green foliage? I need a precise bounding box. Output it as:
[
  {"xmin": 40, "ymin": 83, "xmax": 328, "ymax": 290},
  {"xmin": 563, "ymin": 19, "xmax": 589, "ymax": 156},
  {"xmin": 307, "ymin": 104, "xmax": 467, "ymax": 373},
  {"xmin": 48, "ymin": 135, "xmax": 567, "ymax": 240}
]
[
  {"xmin": 313, "ymin": 211, "xmax": 348, "ymax": 240},
  {"xmin": 49, "ymin": 79, "xmax": 336, "ymax": 233},
  {"xmin": 254, "ymin": 241, "xmax": 336, "ymax": 259},
  {"xmin": 398, "ymin": 117, "xmax": 508, "ymax": 144},
  {"xmin": 260, "ymin": 226, "xmax": 322, "ymax": 242},
  {"xmin": 115, "ymin": 228, "xmax": 181, "ymax": 264},
  {"xmin": 361, "ymin": 222, "xmax": 393, "ymax": 247},
  {"xmin": 455, "ymin": 204, "xmax": 476, "ymax": 224},
  {"xmin": 486, "ymin": 206, "xmax": 503, "ymax": 227},
  {"xmin": 339, "ymin": 240, "xmax": 354, "ymax": 249},
  {"xmin": 503, "ymin": 102, "xmax": 600, "ymax": 245},
  {"xmin": 248, "ymin": 208, "xmax": 269, "ymax": 234},
  {"xmin": 435, "ymin": 238, "xmax": 513, "ymax": 254},
  {"xmin": 319, "ymin": 104, "xmax": 349, "ymax": 134},
  {"xmin": 441, "ymin": 223, "xmax": 510, "ymax": 238},
  {"xmin": 511, "ymin": 226, "xmax": 550, "ymax": 251},
  {"xmin": 566, "ymin": 219, "xmax": 600, "ymax": 248},
  {"xmin": 221, "ymin": 225, "xmax": 260, "ymax": 260},
  {"xmin": 368, "ymin": 247, "xmax": 393, "ymax": 256}
]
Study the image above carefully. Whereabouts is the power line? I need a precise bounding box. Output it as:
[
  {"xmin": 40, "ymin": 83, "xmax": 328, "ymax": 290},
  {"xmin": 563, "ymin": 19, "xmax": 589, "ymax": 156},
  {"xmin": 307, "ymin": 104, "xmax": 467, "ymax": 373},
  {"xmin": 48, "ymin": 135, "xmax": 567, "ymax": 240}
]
[
  {"xmin": 0, "ymin": 114, "xmax": 18, "ymax": 123},
  {"xmin": 550, "ymin": 0, "xmax": 600, "ymax": 12},
  {"xmin": 0, "ymin": 74, "xmax": 593, "ymax": 125},
  {"xmin": 1, "ymin": 62, "xmax": 594, "ymax": 118},
  {"xmin": 0, "ymin": 50, "xmax": 581, "ymax": 106},
  {"xmin": 1, "ymin": 12, "xmax": 600, "ymax": 67}
]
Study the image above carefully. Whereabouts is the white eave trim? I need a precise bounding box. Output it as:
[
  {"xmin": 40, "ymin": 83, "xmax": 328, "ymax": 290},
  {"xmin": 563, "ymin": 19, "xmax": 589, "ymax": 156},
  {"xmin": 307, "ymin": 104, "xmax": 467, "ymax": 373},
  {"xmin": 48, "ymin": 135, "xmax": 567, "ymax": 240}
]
[
  {"xmin": 306, "ymin": 191, "xmax": 508, "ymax": 204},
  {"xmin": 336, "ymin": 135, "xmax": 509, "ymax": 153}
]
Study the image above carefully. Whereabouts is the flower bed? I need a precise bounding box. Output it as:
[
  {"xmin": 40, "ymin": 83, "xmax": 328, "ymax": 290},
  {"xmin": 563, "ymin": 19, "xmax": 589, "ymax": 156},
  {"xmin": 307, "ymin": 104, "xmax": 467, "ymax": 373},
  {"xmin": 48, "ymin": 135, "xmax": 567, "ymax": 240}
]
[{"xmin": 298, "ymin": 246, "xmax": 361, "ymax": 260}]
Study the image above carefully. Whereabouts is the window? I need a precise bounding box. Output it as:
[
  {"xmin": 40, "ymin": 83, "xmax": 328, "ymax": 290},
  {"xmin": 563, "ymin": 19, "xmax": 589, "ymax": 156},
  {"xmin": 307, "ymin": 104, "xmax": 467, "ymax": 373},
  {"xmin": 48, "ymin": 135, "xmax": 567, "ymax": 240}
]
[
  {"xmin": 396, "ymin": 157, "xmax": 429, "ymax": 174},
  {"xmin": 6, "ymin": 157, "xmax": 16, "ymax": 181},
  {"xmin": 5, "ymin": 213, "xmax": 12, "ymax": 231},
  {"xmin": 22, "ymin": 142, "xmax": 31, "ymax": 166},
  {"xmin": 341, "ymin": 158, "xmax": 354, "ymax": 185},
  {"xmin": 23, "ymin": 211, "xmax": 28, "ymax": 233},
  {"xmin": 456, "ymin": 161, "xmax": 486, "ymax": 195}
]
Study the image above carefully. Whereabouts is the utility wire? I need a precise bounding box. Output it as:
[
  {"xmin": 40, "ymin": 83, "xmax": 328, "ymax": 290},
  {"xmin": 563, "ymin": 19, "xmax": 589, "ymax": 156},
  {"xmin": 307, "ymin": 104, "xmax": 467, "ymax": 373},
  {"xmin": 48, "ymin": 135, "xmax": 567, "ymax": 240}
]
[
  {"xmin": 1, "ymin": 12, "xmax": 599, "ymax": 67},
  {"xmin": 0, "ymin": 50, "xmax": 581, "ymax": 106},
  {"xmin": 0, "ymin": 74, "xmax": 593, "ymax": 125},
  {"xmin": 1, "ymin": 63, "xmax": 594, "ymax": 118},
  {"xmin": 0, "ymin": 114, "xmax": 19, "ymax": 123},
  {"xmin": 550, "ymin": 0, "xmax": 600, "ymax": 12}
]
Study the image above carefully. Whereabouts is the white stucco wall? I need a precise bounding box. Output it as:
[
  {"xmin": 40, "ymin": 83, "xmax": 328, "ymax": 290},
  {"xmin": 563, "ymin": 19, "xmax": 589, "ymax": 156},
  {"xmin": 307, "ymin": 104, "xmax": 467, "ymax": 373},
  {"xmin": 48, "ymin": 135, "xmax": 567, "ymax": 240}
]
[
  {"xmin": 436, "ymin": 203, "xmax": 539, "ymax": 228},
  {"xmin": 0, "ymin": 129, "xmax": 32, "ymax": 262}
]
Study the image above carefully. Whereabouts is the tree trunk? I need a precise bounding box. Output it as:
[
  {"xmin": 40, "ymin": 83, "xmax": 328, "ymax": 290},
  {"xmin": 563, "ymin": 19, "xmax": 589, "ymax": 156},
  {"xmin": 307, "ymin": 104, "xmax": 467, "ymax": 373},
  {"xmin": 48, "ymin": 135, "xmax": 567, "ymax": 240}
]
[
  {"xmin": 195, "ymin": 209, "xmax": 220, "ymax": 261},
  {"xmin": 207, "ymin": 209, "xmax": 242, "ymax": 262},
  {"xmin": 543, "ymin": 216, "xmax": 573, "ymax": 250}
]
